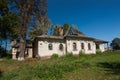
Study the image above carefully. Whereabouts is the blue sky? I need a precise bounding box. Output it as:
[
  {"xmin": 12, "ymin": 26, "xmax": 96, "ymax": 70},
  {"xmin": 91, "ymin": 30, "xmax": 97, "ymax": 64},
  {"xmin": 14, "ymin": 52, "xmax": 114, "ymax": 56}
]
[{"xmin": 47, "ymin": 0, "xmax": 120, "ymax": 42}]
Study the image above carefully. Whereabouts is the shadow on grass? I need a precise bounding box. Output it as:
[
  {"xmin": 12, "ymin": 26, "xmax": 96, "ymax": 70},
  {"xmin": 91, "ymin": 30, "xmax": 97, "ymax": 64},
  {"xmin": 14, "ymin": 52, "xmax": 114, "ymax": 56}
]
[
  {"xmin": 0, "ymin": 70, "xmax": 2, "ymax": 78},
  {"xmin": 0, "ymin": 52, "xmax": 12, "ymax": 59},
  {"xmin": 98, "ymin": 62, "xmax": 120, "ymax": 75}
]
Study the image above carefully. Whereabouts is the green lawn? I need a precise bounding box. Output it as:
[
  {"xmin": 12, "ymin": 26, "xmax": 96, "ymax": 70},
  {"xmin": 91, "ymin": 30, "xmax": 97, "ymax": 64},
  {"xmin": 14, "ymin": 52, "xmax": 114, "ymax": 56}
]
[{"xmin": 0, "ymin": 51, "xmax": 120, "ymax": 80}]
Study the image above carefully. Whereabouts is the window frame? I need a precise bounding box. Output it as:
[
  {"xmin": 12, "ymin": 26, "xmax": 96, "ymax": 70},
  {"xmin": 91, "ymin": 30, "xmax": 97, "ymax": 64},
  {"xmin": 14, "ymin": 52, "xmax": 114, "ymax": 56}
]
[
  {"xmin": 48, "ymin": 43, "xmax": 53, "ymax": 50},
  {"xmin": 59, "ymin": 44, "xmax": 63, "ymax": 51},
  {"xmin": 81, "ymin": 43, "xmax": 84, "ymax": 49},
  {"xmin": 96, "ymin": 44, "xmax": 100, "ymax": 49},
  {"xmin": 73, "ymin": 42, "xmax": 77, "ymax": 51},
  {"xmin": 88, "ymin": 43, "xmax": 91, "ymax": 50}
]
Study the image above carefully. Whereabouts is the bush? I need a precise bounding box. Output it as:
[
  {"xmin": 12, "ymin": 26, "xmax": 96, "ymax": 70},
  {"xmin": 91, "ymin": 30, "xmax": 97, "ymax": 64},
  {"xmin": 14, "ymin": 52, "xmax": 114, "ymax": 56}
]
[
  {"xmin": 96, "ymin": 50, "xmax": 102, "ymax": 54},
  {"xmin": 51, "ymin": 54, "xmax": 58, "ymax": 59},
  {"xmin": 79, "ymin": 50, "xmax": 85, "ymax": 56},
  {"xmin": 66, "ymin": 52, "xmax": 73, "ymax": 57}
]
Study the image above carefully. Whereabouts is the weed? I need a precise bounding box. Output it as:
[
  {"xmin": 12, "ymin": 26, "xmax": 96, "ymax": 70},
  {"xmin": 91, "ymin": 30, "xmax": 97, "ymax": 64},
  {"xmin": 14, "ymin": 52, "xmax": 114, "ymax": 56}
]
[
  {"xmin": 51, "ymin": 53, "xmax": 59, "ymax": 59},
  {"xmin": 96, "ymin": 49, "xmax": 102, "ymax": 54},
  {"xmin": 0, "ymin": 51, "xmax": 120, "ymax": 80}
]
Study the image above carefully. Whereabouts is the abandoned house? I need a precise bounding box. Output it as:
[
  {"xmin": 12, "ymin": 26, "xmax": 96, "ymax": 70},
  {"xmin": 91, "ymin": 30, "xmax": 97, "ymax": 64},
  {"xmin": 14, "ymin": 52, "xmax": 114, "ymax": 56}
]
[{"xmin": 11, "ymin": 27, "xmax": 108, "ymax": 59}]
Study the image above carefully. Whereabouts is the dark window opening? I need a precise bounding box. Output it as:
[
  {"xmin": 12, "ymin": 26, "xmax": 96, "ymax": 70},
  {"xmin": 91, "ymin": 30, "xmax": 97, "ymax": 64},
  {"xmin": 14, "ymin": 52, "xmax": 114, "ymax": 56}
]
[
  {"xmin": 73, "ymin": 43, "xmax": 77, "ymax": 51},
  {"xmin": 81, "ymin": 43, "xmax": 84, "ymax": 49},
  {"xmin": 96, "ymin": 44, "xmax": 100, "ymax": 49},
  {"xmin": 88, "ymin": 43, "xmax": 91, "ymax": 50},
  {"xmin": 59, "ymin": 44, "xmax": 63, "ymax": 51},
  {"xmin": 48, "ymin": 43, "xmax": 53, "ymax": 50}
]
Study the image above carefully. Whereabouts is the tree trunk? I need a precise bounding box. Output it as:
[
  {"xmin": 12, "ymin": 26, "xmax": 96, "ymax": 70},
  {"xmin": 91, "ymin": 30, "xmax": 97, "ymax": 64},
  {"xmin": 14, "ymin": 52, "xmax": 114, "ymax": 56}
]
[{"xmin": 18, "ymin": 37, "xmax": 26, "ymax": 61}]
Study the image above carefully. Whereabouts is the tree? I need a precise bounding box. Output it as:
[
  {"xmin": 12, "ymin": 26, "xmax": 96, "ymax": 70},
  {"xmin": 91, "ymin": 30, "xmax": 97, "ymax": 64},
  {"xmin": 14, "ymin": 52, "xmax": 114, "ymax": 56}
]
[
  {"xmin": 63, "ymin": 23, "xmax": 69, "ymax": 35},
  {"xmin": 0, "ymin": 0, "xmax": 9, "ymax": 50},
  {"xmin": 29, "ymin": 16, "xmax": 51, "ymax": 40},
  {"xmin": 0, "ymin": 13, "xmax": 20, "ymax": 53},
  {"xmin": 53, "ymin": 25, "xmax": 61, "ymax": 36},
  {"xmin": 0, "ymin": 0, "xmax": 19, "ymax": 54},
  {"xmin": 111, "ymin": 38, "xmax": 120, "ymax": 50},
  {"xmin": 0, "ymin": 0, "xmax": 9, "ymax": 16},
  {"xmin": 52, "ymin": 24, "xmax": 83, "ymax": 36},
  {"xmin": 10, "ymin": 0, "xmax": 48, "ymax": 60}
]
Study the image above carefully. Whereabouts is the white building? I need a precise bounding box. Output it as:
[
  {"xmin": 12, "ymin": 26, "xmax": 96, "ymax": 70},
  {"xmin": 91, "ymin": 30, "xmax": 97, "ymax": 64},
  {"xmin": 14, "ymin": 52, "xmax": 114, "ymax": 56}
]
[
  {"xmin": 12, "ymin": 31, "xmax": 108, "ymax": 59},
  {"xmin": 33, "ymin": 34, "xmax": 107, "ymax": 57},
  {"xmin": 12, "ymin": 28, "xmax": 108, "ymax": 59}
]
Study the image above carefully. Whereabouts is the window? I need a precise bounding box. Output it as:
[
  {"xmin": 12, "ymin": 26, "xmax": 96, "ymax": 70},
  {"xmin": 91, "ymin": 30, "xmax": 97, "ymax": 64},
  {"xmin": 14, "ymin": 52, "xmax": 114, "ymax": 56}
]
[
  {"xmin": 96, "ymin": 44, "xmax": 100, "ymax": 49},
  {"xmin": 59, "ymin": 44, "xmax": 63, "ymax": 51},
  {"xmin": 81, "ymin": 43, "xmax": 84, "ymax": 49},
  {"xmin": 48, "ymin": 43, "xmax": 53, "ymax": 50},
  {"xmin": 88, "ymin": 43, "xmax": 91, "ymax": 50},
  {"xmin": 40, "ymin": 43, "xmax": 42, "ymax": 47},
  {"xmin": 73, "ymin": 43, "xmax": 77, "ymax": 51},
  {"xmin": 40, "ymin": 43, "xmax": 42, "ymax": 45}
]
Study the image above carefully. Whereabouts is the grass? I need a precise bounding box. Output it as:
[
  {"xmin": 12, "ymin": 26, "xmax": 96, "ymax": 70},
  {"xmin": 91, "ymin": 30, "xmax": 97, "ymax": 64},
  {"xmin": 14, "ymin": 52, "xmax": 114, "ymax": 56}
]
[{"xmin": 0, "ymin": 51, "xmax": 120, "ymax": 80}]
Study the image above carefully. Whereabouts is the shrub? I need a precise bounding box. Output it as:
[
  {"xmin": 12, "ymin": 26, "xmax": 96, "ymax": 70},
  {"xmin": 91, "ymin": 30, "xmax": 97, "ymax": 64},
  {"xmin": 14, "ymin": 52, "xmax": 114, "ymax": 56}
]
[
  {"xmin": 79, "ymin": 50, "xmax": 85, "ymax": 56},
  {"xmin": 66, "ymin": 52, "xmax": 73, "ymax": 57},
  {"xmin": 96, "ymin": 50, "xmax": 102, "ymax": 54},
  {"xmin": 51, "ymin": 53, "xmax": 59, "ymax": 59}
]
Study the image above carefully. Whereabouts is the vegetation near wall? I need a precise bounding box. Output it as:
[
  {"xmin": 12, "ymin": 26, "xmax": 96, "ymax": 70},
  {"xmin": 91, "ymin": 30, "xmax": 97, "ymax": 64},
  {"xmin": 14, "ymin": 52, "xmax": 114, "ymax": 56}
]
[
  {"xmin": 0, "ymin": 51, "xmax": 120, "ymax": 80},
  {"xmin": 111, "ymin": 37, "xmax": 120, "ymax": 50}
]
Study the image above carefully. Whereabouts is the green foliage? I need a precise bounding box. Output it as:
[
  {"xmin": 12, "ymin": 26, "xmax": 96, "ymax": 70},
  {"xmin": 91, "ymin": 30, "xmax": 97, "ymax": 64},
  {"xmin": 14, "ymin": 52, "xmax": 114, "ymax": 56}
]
[
  {"xmin": 52, "ymin": 23, "xmax": 70, "ymax": 36},
  {"xmin": 111, "ymin": 37, "xmax": 120, "ymax": 50},
  {"xmin": 29, "ymin": 17, "xmax": 51, "ymax": 40},
  {"xmin": 0, "ymin": 0, "xmax": 20, "ymax": 53},
  {"xmin": 52, "ymin": 23, "xmax": 83, "ymax": 36},
  {"xmin": 9, "ymin": 0, "xmax": 49, "ymax": 60},
  {"xmin": 63, "ymin": 23, "xmax": 69, "ymax": 35},
  {"xmin": 96, "ymin": 49, "xmax": 102, "ymax": 54},
  {"xmin": 53, "ymin": 25, "xmax": 61, "ymax": 36},
  {"xmin": 1, "ymin": 51, "xmax": 120, "ymax": 80},
  {"xmin": 66, "ymin": 52, "xmax": 73, "ymax": 57},
  {"xmin": 0, "ymin": 13, "xmax": 20, "ymax": 54},
  {"xmin": 28, "ymin": 29, "xmax": 38, "ymax": 40},
  {"xmin": 0, "ymin": 1, "xmax": 19, "ymax": 40},
  {"xmin": 1, "ymin": 13, "xmax": 19, "ymax": 39},
  {"xmin": 51, "ymin": 53, "xmax": 59, "ymax": 59},
  {"xmin": 79, "ymin": 50, "xmax": 85, "ymax": 56},
  {"xmin": 0, "ymin": 0, "xmax": 9, "ymax": 15}
]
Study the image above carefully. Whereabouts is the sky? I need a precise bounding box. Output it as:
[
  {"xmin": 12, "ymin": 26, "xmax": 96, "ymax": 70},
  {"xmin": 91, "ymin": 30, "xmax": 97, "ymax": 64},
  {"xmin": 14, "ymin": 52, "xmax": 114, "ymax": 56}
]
[{"xmin": 47, "ymin": 0, "xmax": 120, "ymax": 42}]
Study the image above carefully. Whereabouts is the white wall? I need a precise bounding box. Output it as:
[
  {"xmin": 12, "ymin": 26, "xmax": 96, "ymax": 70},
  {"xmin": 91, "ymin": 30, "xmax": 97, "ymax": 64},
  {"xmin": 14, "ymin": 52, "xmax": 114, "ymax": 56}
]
[
  {"xmin": 66, "ymin": 39, "xmax": 96, "ymax": 55},
  {"xmin": 99, "ymin": 44, "xmax": 105, "ymax": 52},
  {"xmin": 12, "ymin": 48, "xmax": 17, "ymax": 55},
  {"xmin": 66, "ymin": 40, "xmax": 80, "ymax": 55},
  {"xmin": 37, "ymin": 38, "xmax": 106, "ymax": 57},
  {"xmin": 12, "ymin": 47, "xmax": 33, "ymax": 59},
  {"xmin": 27, "ymin": 48, "xmax": 33, "ymax": 58},
  {"xmin": 12, "ymin": 48, "xmax": 17, "ymax": 59},
  {"xmin": 38, "ymin": 40, "xmax": 65, "ymax": 57}
]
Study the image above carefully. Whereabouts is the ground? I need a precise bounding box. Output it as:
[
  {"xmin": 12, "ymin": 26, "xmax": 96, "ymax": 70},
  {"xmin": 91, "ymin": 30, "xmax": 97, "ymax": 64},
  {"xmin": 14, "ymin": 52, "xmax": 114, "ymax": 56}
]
[{"xmin": 0, "ymin": 51, "xmax": 120, "ymax": 80}]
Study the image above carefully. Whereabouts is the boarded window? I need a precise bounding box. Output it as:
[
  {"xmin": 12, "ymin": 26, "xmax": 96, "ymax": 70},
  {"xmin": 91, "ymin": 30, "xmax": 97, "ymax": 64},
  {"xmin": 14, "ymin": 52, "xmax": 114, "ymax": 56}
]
[
  {"xmin": 81, "ymin": 43, "xmax": 84, "ymax": 49},
  {"xmin": 73, "ymin": 43, "xmax": 77, "ymax": 51},
  {"xmin": 88, "ymin": 43, "xmax": 91, "ymax": 50},
  {"xmin": 59, "ymin": 44, "xmax": 63, "ymax": 51},
  {"xmin": 48, "ymin": 43, "xmax": 53, "ymax": 50}
]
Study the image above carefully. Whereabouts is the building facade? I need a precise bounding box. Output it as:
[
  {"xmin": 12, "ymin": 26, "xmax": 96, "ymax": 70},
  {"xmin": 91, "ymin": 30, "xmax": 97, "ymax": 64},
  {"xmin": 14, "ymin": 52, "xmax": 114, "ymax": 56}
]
[
  {"xmin": 11, "ymin": 32, "xmax": 108, "ymax": 59},
  {"xmin": 33, "ymin": 34, "xmax": 107, "ymax": 58}
]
